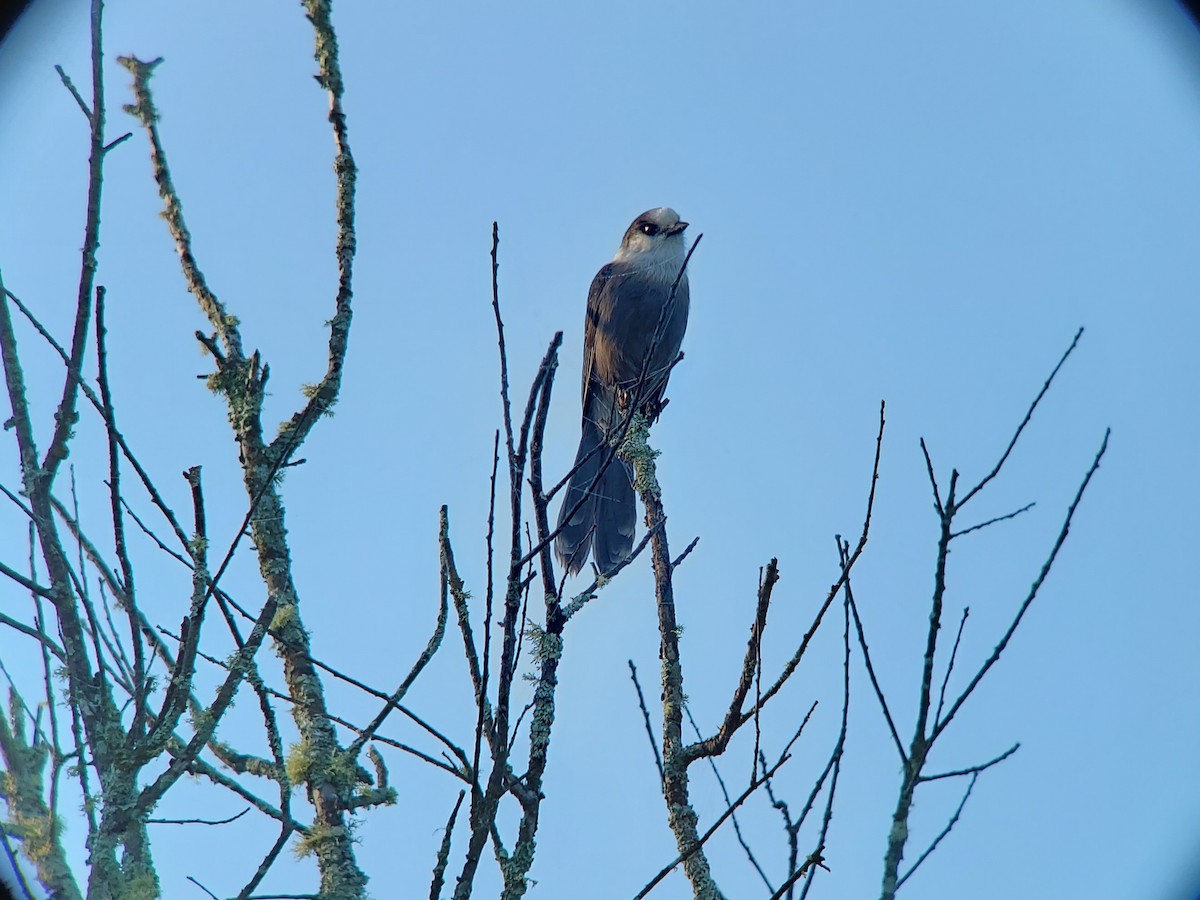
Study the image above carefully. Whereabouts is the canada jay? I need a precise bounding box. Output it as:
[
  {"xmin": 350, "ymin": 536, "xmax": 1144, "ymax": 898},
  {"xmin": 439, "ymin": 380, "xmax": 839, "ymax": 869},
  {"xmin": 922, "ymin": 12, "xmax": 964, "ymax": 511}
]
[{"xmin": 555, "ymin": 207, "xmax": 691, "ymax": 576}]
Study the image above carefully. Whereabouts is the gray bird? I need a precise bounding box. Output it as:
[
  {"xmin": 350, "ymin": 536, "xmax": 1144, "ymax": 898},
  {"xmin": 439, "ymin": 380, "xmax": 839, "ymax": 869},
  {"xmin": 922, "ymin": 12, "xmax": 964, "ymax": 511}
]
[{"xmin": 555, "ymin": 207, "xmax": 691, "ymax": 576}]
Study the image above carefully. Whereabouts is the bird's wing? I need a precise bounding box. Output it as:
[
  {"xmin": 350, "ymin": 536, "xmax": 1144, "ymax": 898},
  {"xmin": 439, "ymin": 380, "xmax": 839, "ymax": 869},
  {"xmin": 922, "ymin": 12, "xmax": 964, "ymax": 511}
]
[{"xmin": 581, "ymin": 263, "xmax": 616, "ymax": 414}]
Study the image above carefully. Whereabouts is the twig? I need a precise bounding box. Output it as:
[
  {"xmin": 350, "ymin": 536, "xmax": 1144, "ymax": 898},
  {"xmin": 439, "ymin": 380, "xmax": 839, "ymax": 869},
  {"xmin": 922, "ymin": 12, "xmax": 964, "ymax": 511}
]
[
  {"xmin": 846, "ymin": 591, "xmax": 905, "ymax": 765},
  {"xmin": 185, "ymin": 876, "xmax": 219, "ymax": 900},
  {"xmin": 149, "ymin": 808, "xmax": 250, "ymax": 826},
  {"xmin": 950, "ymin": 502, "xmax": 1035, "ymax": 539},
  {"xmin": 670, "ymin": 536, "xmax": 700, "ymax": 571},
  {"xmin": 933, "ymin": 430, "xmax": 1109, "ymax": 741},
  {"xmin": 934, "ymin": 607, "xmax": 969, "ymax": 730},
  {"xmin": 796, "ymin": 577, "xmax": 854, "ymax": 900},
  {"xmin": 896, "ymin": 773, "xmax": 979, "ymax": 889},
  {"xmin": 54, "ymin": 64, "xmax": 92, "ymax": 119},
  {"xmin": 628, "ymin": 661, "xmax": 664, "ymax": 783},
  {"xmin": 684, "ymin": 705, "xmax": 773, "ymax": 893},
  {"xmin": 766, "ymin": 851, "xmax": 830, "ymax": 900},
  {"xmin": 687, "ymin": 558, "xmax": 778, "ymax": 762},
  {"xmin": 95, "ymin": 285, "xmax": 147, "ymax": 737},
  {"xmin": 690, "ymin": 402, "xmax": 886, "ymax": 756},
  {"xmin": 957, "ymin": 327, "xmax": 1084, "ymax": 508},
  {"xmin": 632, "ymin": 748, "xmax": 795, "ymax": 900},
  {"xmin": 560, "ymin": 524, "xmax": 657, "ymax": 622},
  {"xmin": 429, "ymin": 791, "xmax": 466, "ymax": 900},
  {"xmin": 490, "ymin": 222, "xmax": 515, "ymax": 462},
  {"xmin": 346, "ymin": 540, "xmax": 450, "ymax": 757},
  {"xmin": 235, "ymin": 825, "xmax": 297, "ymax": 900},
  {"xmin": 919, "ymin": 438, "xmax": 943, "ymax": 516},
  {"xmin": 3, "ymin": 285, "xmax": 191, "ymax": 550},
  {"xmin": 270, "ymin": 0, "xmax": 358, "ymax": 459},
  {"xmin": 919, "ymin": 742, "xmax": 1019, "ymax": 784}
]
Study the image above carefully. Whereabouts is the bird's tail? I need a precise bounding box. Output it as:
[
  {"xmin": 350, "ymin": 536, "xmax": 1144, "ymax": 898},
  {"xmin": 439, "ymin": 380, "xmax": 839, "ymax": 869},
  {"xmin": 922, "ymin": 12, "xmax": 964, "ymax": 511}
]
[{"xmin": 555, "ymin": 420, "xmax": 636, "ymax": 576}]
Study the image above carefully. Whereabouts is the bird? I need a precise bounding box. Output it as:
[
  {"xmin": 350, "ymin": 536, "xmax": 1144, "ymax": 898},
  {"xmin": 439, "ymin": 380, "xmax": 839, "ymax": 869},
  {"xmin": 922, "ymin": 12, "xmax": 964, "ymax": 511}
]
[{"xmin": 555, "ymin": 207, "xmax": 692, "ymax": 577}]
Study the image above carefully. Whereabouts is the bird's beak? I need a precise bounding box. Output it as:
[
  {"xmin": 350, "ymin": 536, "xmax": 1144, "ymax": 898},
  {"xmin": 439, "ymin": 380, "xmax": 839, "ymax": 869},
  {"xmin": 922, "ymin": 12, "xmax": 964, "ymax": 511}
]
[{"xmin": 667, "ymin": 221, "xmax": 688, "ymax": 235}]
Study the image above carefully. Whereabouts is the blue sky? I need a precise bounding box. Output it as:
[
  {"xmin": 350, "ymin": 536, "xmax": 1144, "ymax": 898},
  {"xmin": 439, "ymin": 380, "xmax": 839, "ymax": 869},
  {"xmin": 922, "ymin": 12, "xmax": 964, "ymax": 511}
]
[{"xmin": 1, "ymin": 1, "xmax": 1198, "ymax": 898}]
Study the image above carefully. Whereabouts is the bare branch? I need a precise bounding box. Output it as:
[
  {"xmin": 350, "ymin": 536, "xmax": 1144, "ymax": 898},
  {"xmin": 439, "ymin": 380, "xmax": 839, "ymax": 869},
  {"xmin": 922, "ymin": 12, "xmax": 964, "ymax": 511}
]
[
  {"xmin": 346, "ymin": 536, "xmax": 450, "ymax": 757},
  {"xmin": 3, "ymin": 285, "xmax": 191, "ymax": 551},
  {"xmin": 958, "ymin": 327, "xmax": 1084, "ymax": 508},
  {"xmin": 896, "ymin": 773, "xmax": 979, "ymax": 889},
  {"xmin": 430, "ymin": 791, "xmax": 466, "ymax": 900},
  {"xmin": 933, "ymin": 607, "xmax": 969, "ymax": 730},
  {"xmin": 490, "ymin": 222, "xmax": 515, "ymax": 462},
  {"xmin": 846, "ymin": 591, "xmax": 905, "ymax": 766},
  {"xmin": 118, "ymin": 54, "xmax": 244, "ymax": 359},
  {"xmin": 919, "ymin": 743, "xmax": 1019, "ymax": 783},
  {"xmin": 94, "ymin": 287, "xmax": 147, "ymax": 736},
  {"xmin": 684, "ymin": 705, "xmax": 774, "ymax": 893},
  {"xmin": 148, "ymin": 808, "xmax": 250, "ymax": 827},
  {"xmin": 670, "ymin": 535, "xmax": 700, "ymax": 571},
  {"xmin": 687, "ymin": 558, "xmax": 779, "ymax": 762},
  {"xmin": 951, "ymin": 502, "xmax": 1036, "ymax": 539},
  {"xmin": 702, "ymin": 402, "xmax": 885, "ymax": 744},
  {"xmin": 271, "ymin": 0, "xmax": 358, "ymax": 457},
  {"xmin": 54, "ymin": 64, "xmax": 92, "ymax": 119},
  {"xmin": 632, "ymin": 748, "xmax": 795, "ymax": 900},
  {"xmin": 919, "ymin": 438, "xmax": 943, "ymax": 517},
  {"xmin": 796, "ymin": 585, "xmax": 854, "ymax": 900},
  {"xmin": 232, "ymin": 825, "xmax": 297, "ymax": 900},
  {"xmin": 933, "ymin": 430, "xmax": 1109, "ymax": 741},
  {"xmin": 628, "ymin": 661, "xmax": 664, "ymax": 783}
]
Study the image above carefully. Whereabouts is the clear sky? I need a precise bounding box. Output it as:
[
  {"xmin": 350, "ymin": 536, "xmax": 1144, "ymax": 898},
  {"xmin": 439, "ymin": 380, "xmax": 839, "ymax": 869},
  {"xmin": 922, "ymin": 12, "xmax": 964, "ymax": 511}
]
[{"xmin": 1, "ymin": 2, "xmax": 1198, "ymax": 898}]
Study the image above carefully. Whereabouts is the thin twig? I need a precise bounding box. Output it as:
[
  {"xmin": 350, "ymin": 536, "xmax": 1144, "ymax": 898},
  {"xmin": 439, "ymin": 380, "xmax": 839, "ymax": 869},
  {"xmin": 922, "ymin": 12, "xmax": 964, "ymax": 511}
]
[
  {"xmin": 346, "ymin": 545, "xmax": 450, "ymax": 757},
  {"xmin": 95, "ymin": 286, "xmax": 147, "ymax": 737},
  {"xmin": 797, "ymin": 578, "xmax": 854, "ymax": 900},
  {"xmin": 3, "ymin": 286, "xmax": 191, "ymax": 551},
  {"xmin": 957, "ymin": 327, "xmax": 1084, "ymax": 508},
  {"xmin": 429, "ymin": 791, "xmax": 466, "ymax": 900},
  {"xmin": 691, "ymin": 402, "xmax": 886, "ymax": 758},
  {"xmin": 919, "ymin": 743, "xmax": 1019, "ymax": 783},
  {"xmin": 951, "ymin": 502, "xmax": 1035, "ymax": 539},
  {"xmin": 933, "ymin": 430, "xmax": 1109, "ymax": 741},
  {"xmin": 628, "ymin": 660, "xmax": 664, "ymax": 783},
  {"xmin": 235, "ymin": 825, "xmax": 297, "ymax": 900},
  {"xmin": 934, "ymin": 607, "xmax": 970, "ymax": 729},
  {"xmin": 631, "ymin": 748, "xmax": 794, "ymax": 900},
  {"xmin": 185, "ymin": 876, "xmax": 219, "ymax": 900},
  {"xmin": 846, "ymin": 591, "xmax": 905, "ymax": 766},
  {"xmin": 54, "ymin": 64, "xmax": 92, "ymax": 119},
  {"xmin": 896, "ymin": 773, "xmax": 979, "ymax": 889},
  {"xmin": 670, "ymin": 536, "xmax": 700, "ymax": 571},
  {"xmin": 149, "ymin": 808, "xmax": 250, "ymax": 826},
  {"xmin": 919, "ymin": 438, "xmax": 943, "ymax": 516},
  {"xmin": 684, "ymin": 704, "xmax": 773, "ymax": 893}
]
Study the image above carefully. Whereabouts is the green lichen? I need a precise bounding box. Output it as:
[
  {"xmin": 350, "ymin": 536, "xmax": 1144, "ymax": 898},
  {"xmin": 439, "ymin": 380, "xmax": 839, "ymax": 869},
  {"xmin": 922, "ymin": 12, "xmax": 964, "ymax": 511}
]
[
  {"xmin": 285, "ymin": 737, "xmax": 318, "ymax": 786},
  {"xmin": 116, "ymin": 872, "xmax": 159, "ymax": 900},
  {"xmin": 292, "ymin": 819, "xmax": 354, "ymax": 860},
  {"xmin": 271, "ymin": 602, "xmax": 299, "ymax": 632},
  {"xmin": 522, "ymin": 623, "xmax": 558, "ymax": 664},
  {"xmin": 285, "ymin": 741, "xmax": 357, "ymax": 799},
  {"xmin": 187, "ymin": 708, "xmax": 216, "ymax": 736},
  {"xmin": 15, "ymin": 810, "xmax": 56, "ymax": 861},
  {"xmin": 617, "ymin": 412, "xmax": 662, "ymax": 498}
]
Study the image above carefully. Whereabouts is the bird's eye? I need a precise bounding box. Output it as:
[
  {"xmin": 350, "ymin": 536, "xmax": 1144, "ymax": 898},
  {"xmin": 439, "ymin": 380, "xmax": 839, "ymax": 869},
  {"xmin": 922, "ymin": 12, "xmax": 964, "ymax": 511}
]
[{"xmin": 639, "ymin": 223, "xmax": 660, "ymax": 236}]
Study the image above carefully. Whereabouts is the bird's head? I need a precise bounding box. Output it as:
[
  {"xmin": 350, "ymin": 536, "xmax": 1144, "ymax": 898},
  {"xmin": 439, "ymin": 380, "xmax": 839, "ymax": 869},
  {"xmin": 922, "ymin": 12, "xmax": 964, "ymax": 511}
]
[{"xmin": 614, "ymin": 208, "xmax": 689, "ymax": 268}]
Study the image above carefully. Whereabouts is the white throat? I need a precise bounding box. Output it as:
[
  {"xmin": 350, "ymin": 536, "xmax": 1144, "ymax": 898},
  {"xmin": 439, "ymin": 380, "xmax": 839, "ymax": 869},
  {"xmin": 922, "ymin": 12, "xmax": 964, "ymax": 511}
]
[{"xmin": 612, "ymin": 237, "xmax": 688, "ymax": 286}]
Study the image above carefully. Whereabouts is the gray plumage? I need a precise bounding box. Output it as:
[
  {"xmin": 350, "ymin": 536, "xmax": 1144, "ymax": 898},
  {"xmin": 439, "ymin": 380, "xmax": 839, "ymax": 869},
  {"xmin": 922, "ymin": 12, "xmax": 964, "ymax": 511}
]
[{"xmin": 555, "ymin": 207, "xmax": 691, "ymax": 576}]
